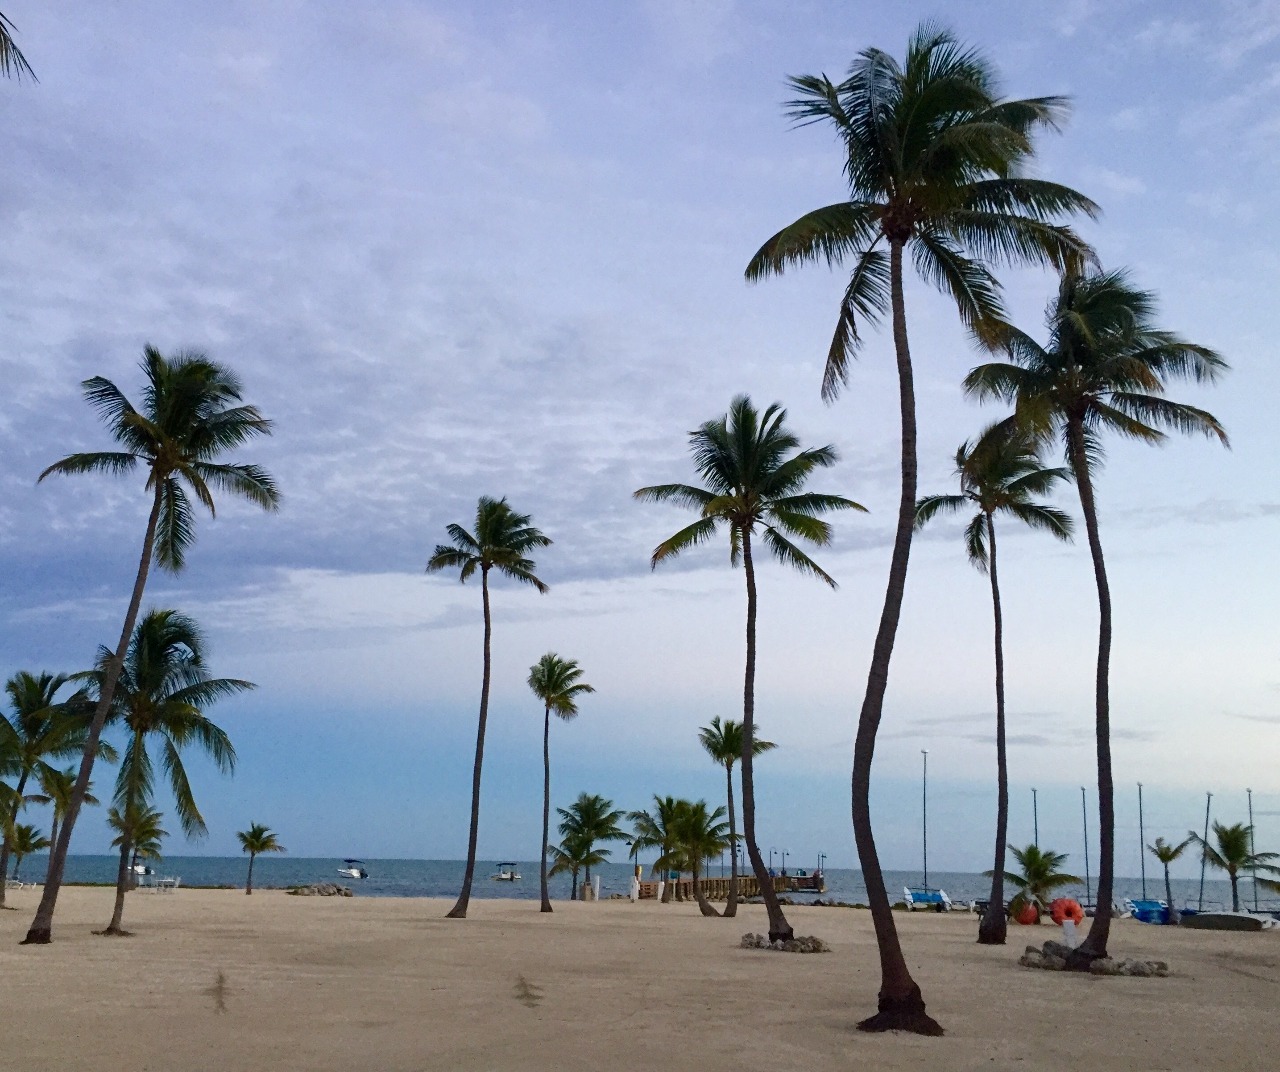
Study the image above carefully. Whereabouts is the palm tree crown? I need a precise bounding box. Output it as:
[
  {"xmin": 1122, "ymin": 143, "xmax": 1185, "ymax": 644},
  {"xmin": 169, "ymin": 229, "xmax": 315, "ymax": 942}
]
[
  {"xmin": 426, "ymin": 496, "xmax": 551, "ymax": 590},
  {"xmin": 1189, "ymin": 822, "xmax": 1280, "ymax": 912},
  {"xmin": 108, "ymin": 804, "xmax": 167, "ymax": 861},
  {"xmin": 0, "ymin": 10, "xmax": 36, "ymax": 81},
  {"xmin": 238, "ymin": 823, "xmax": 286, "ymax": 857},
  {"xmin": 528, "ymin": 654, "xmax": 594, "ymax": 721},
  {"xmin": 698, "ymin": 716, "xmax": 776, "ymax": 771},
  {"xmin": 994, "ymin": 844, "xmax": 1080, "ymax": 917}
]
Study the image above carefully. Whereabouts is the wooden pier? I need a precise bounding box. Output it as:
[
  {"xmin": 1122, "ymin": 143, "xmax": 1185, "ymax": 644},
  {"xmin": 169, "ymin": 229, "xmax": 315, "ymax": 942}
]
[{"xmin": 637, "ymin": 872, "xmax": 824, "ymax": 901}]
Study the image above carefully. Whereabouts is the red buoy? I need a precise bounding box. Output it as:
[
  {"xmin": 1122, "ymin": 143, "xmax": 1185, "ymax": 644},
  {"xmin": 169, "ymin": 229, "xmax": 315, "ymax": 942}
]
[{"xmin": 1049, "ymin": 897, "xmax": 1084, "ymax": 925}]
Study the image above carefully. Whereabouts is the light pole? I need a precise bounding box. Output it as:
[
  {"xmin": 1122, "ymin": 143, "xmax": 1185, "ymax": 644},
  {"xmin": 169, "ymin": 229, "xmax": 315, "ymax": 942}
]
[
  {"xmin": 768, "ymin": 847, "xmax": 776, "ymax": 872},
  {"xmin": 1081, "ymin": 787, "xmax": 1092, "ymax": 907},
  {"xmin": 1032, "ymin": 787, "xmax": 1039, "ymax": 847},
  {"xmin": 1249, "ymin": 788, "xmax": 1258, "ymax": 912},
  {"xmin": 1138, "ymin": 782, "xmax": 1147, "ymax": 899},
  {"xmin": 921, "ymin": 750, "xmax": 929, "ymax": 889},
  {"xmin": 1198, "ymin": 791, "xmax": 1213, "ymax": 912},
  {"xmin": 817, "ymin": 852, "xmax": 827, "ymax": 875},
  {"xmin": 781, "ymin": 849, "xmax": 789, "ymax": 876}
]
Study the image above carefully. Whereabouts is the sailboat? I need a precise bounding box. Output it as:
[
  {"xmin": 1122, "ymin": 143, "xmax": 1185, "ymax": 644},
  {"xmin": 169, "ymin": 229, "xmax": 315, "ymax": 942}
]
[{"xmin": 904, "ymin": 749, "xmax": 951, "ymax": 911}]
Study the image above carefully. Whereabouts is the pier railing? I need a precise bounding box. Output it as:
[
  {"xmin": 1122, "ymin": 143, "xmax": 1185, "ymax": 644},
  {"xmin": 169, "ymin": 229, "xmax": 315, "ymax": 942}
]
[{"xmin": 637, "ymin": 873, "xmax": 823, "ymax": 901}]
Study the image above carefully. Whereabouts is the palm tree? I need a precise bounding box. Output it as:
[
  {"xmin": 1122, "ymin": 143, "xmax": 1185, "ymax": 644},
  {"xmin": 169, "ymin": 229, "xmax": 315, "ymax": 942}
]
[
  {"xmin": 1189, "ymin": 822, "xmax": 1280, "ymax": 913},
  {"xmin": 528, "ymin": 653, "xmax": 595, "ymax": 914},
  {"xmin": 106, "ymin": 804, "xmax": 167, "ymax": 903},
  {"xmin": 628, "ymin": 796, "xmax": 683, "ymax": 903},
  {"xmin": 916, "ymin": 428, "xmax": 1072, "ymax": 945},
  {"xmin": 1148, "ymin": 836, "xmax": 1193, "ymax": 924},
  {"xmin": 548, "ymin": 832, "xmax": 604, "ymax": 901},
  {"xmin": 7, "ymin": 824, "xmax": 50, "ymax": 882},
  {"xmin": 0, "ymin": 672, "xmax": 103, "ymax": 910},
  {"xmin": 671, "ymin": 799, "xmax": 732, "ymax": 917},
  {"xmin": 426, "ymin": 496, "xmax": 550, "ymax": 919},
  {"xmin": 0, "ymin": 10, "xmax": 36, "ymax": 81},
  {"xmin": 992, "ymin": 844, "xmax": 1081, "ymax": 922},
  {"xmin": 31, "ymin": 767, "xmax": 101, "ymax": 873},
  {"xmin": 698, "ymin": 717, "xmax": 775, "ymax": 917},
  {"xmin": 237, "ymin": 823, "xmax": 286, "ymax": 895},
  {"xmin": 555, "ymin": 793, "xmax": 626, "ymax": 898},
  {"xmin": 28, "ymin": 348, "xmax": 277, "ymax": 944},
  {"xmin": 744, "ymin": 25, "xmax": 1097, "ymax": 1033},
  {"xmin": 966, "ymin": 270, "xmax": 1227, "ymax": 962},
  {"xmin": 637, "ymin": 394, "xmax": 864, "ymax": 943},
  {"xmin": 88, "ymin": 609, "xmax": 247, "ymax": 936}
]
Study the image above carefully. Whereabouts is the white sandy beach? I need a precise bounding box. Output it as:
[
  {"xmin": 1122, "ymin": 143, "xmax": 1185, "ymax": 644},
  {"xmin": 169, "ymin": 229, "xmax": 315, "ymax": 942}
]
[{"xmin": 2, "ymin": 886, "xmax": 1277, "ymax": 1071}]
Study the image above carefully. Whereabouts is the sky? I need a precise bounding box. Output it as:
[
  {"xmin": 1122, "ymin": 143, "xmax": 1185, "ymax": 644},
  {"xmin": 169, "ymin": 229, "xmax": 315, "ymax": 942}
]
[{"xmin": 1, "ymin": 1, "xmax": 1276, "ymax": 879}]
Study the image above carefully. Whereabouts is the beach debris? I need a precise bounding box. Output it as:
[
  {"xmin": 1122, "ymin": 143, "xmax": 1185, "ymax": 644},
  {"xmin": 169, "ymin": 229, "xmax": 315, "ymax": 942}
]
[
  {"xmin": 1019, "ymin": 940, "xmax": 1168, "ymax": 976},
  {"xmin": 739, "ymin": 932, "xmax": 830, "ymax": 953},
  {"xmin": 286, "ymin": 882, "xmax": 353, "ymax": 897},
  {"xmin": 203, "ymin": 969, "xmax": 229, "ymax": 1014},
  {"xmin": 514, "ymin": 975, "xmax": 543, "ymax": 1008}
]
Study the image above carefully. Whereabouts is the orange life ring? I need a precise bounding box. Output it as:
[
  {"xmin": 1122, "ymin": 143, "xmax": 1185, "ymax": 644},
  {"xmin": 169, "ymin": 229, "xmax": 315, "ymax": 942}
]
[
  {"xmin": 1049, "ymin": 897, "xmax": 1084, "ymax": 925},
  {"xmin": 1015, "ymin": 902, "xmax": 1040, "ymax": 925}
]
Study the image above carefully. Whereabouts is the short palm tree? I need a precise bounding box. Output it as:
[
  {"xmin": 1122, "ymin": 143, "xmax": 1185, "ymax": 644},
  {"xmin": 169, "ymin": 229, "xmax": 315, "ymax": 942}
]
[
  {"xmin": 629, "ymin": 796, "xmax": 683, "ymax": 903},
  {"xmin": 1148, "ymin": 836, "xmax": 1193, "ymax": 924},
  {"xmin": 7, "ymin": 824, "xmax": 50, "ymax": 882},
  {"xmin": 698, "ymin": 717, "xmax": 775, "ymax": 917},
  {"xmin": 1189, "ymin": 822, "xmax": 1280, "ymax": 913},
  {"xmin": 916, "ymin": 427, "xmax": 1072, "ymax": 945},
  {"xmin": 528, "ymin": 653, "xmax": 595, "ymax": 913},
  {"xmin": 0, "ymin": 10, "xmax": 36, "ymax": 81},
  {"xmin": 88, "ymin": 609, "xmax": 247, "ymax": 935},
  {"xmin": 29, "ymin": 347, "xmax": 277, "ymax": 944},
  {"xmin": 637, "ymin": 394, "xmax": 864, "ymax": 943},
  {"xmin": 31, "ymin": 767, "xmax": 101, "ymax": 871},
  {"xmin": 966, "ymin": 269, "xmax": 1228, "ymax": 962},
  {"xmin": 992, "ymin": 844, "xmax": 1080, "ymax": 922},
  {"xmin": 548, "ymin": 832, "xmax": 605, "ymax": 901},
  {"xmin": 671, "ymin": 799, "xmax": 732, "ymax": 918},
  {"xmin": 555, "ymin": 793, "xmax": 626, "ymax": 898},
  {"xmin": 745, "ymin": 23, "xmax": 1096, "ymax": 1034},
  {"xmin": 426, "ymin": 496, "xmax": 550, "ymax": 919},
  {"xmin": 238, "ymin": 823, "xmax": 286, "ymax": 895},
  {"xmin": 106, "ymin": 804, "xmax": 167, "ymax": 902}
]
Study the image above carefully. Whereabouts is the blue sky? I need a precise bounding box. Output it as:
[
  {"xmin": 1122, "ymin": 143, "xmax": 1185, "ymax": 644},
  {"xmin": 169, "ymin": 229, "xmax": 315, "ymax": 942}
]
[{"xmin": 1, "ymin": 1, "xmax": 1277, "ymax": 877}]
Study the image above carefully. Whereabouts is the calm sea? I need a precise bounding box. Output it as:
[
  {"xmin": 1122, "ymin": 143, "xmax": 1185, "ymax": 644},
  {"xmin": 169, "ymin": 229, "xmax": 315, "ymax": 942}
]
[{"xmin": 24, "ymin": 855, "xmax": 1270, "ymax": 913}]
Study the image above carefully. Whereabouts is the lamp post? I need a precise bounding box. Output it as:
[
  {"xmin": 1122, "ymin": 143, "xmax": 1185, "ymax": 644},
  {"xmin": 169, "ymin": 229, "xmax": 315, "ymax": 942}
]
[
  {"xmin": 1249, "ymin": 788, "xmax": 1258, "ymax": 912},
  {"xmin": 781, "ymin": 849, "xmax": 789, "ymax": 876},
  {"xmin": 1032, "ymin": 787, "xmax": 1039, "ymax": 847},
  {"xmin": 1198, "ymin": 792, "xmax": 1212, "ymax": 912},
  {"xmin": 1138, "ymin": 783, "xmax": 1147, "ymax": 899},
  {"xmin": 1081, "ymin": 787, "xmax": 1092, "ymax": 907},
  {"xmin": 768, "ymin": 847, "xmax": 776, "ymax": 872},
  {"xmin": 921, "ymin": 750, "xmax": 929, "ymax": 889},
  {"xmin": 817, "ymin": 851, "xmax": 827, "ymax": 875}
]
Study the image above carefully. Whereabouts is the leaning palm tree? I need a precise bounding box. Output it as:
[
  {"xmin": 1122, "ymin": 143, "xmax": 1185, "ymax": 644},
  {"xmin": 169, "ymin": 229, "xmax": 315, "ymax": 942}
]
[
  {"xmin": 628, "ymin": 796, "xmax": 683, "ymax": 903},
  {"xmin": 237, "ymin": 823, "xmax": 286, "ymax": 895},
  {"xmin": 916, "ymin": 427, "xmax": 1072, "ymax": 945},
  {"xmin": 27, "ymin": 347, "xmax": 277, "ymax": 944},
  {"xmin": 0, "ymin": 10, "xmax": 36, "ymax": 81},
  {"xmin": 966, "ymin": 270, "xmax": 1227, "ymax": 963},
  {"xmin": 7, "ymin": 824, "xmax": 50, "ymax": 882},
  {"xmin": 1148, "ymin": 836, "xmax": 1193, "ymax": 924},
  {"xmin": 87, "ymin": 609, "xmax": 247, "ymax": 935},
  {"xmin": 528, "ymin": 653, "xmax": 595, "ymax": 913},
  {"xmin": 698, "ymin": 717, "xmax": 775, "ymax": 917},
  {"xmin": 556, "ymin": 793, "xmax": 627, "ymax": 896},
  {"xmin": 1188, "ymin": 822, "xmax": 1280, "ymax": 913},
  {"xmin": 34, "ymin": 767, "xmax": 100, "ymax": 867},
  {"xmin": 426, "ymin": 496, "xmax": 550, "ymax": 919},
  {"xmin": 671, "ymin": 799, "xmax": 733, "ymax": 917},
  {"xmin": 637, "ymin": 394, "xmax": 864, "ymax": 943},
  {"xmin": 744, "ymin": 25, "xmax": 1096, "ymax": 1031},
  {"xmin": 992, "ymin": 844, "xmax": 1081, "ymax": 922}
]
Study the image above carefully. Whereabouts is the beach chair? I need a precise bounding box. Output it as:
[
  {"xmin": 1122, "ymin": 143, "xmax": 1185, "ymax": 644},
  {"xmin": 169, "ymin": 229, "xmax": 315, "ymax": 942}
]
[{"xmin": 4, "ymin": 878, "xmax": 24, "ymax": 890}]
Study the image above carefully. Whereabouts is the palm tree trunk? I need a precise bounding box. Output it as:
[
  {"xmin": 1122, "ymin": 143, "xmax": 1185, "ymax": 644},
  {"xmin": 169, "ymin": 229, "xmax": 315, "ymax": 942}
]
[
  {"xmin": 693, "ymin": 860, "xmax": 719, "ymax": 917},
  {"xmin": 740, "ymin": 529, "xmax": 792, "ymax": 942},
  {"xmin": 724, "ymin": 764, "xmax": 739, "ymax": 918},
  {"xmin": 1066, "ymin": 419, "xmax": 1114, "ymax": 966},
  {"xmin": 246, "ymin": 853, "xmax": 256, "ymax": 895},
  {"xmin": 0, "ymin": 771, "xmax": 29, "ymax": 909},
  {"xmin": 570, "ymin": 869, "xmax": 579, "ymax": 901},
  {"xmin": 25, "ymin": 483, "xmax": 164, "ymax": 944},
  {"xmin": 447, "ymin": 565, "xmax": 492, "ymax": 919},
  {"xmin": 12, "ymin": 855, "xmax": 22, "ymax": 881},
  {"xmin": 1230, "ymin": 871, "xmax": 1239, "ymax": 913},
  {"xmin": 660, "ymin": 847, "xmax": 672, "ymax": 903},
  {"xmin": 1163, "ymin": 864, "xmax": 1178, "ymax": 924},
  {"xmin": 851, "ymin": 238, "xmax": 941, "ymax": 1034},
  {"xmin": 979, "ymin": 512, "xmax": 1009, "ymax": 946},
  {"xmin": 101, "ymin": 837, "xmax": 132, "ymax": 935},
  {"xmin": 540, "ymin": 702, "xmax": 553, "ymax": 913}
]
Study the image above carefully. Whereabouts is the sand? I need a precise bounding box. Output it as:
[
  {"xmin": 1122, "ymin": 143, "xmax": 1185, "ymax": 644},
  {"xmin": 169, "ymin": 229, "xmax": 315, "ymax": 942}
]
[{"xmin": 2, "ymin": 885, "xmax": 1276, "ymax": 1071}]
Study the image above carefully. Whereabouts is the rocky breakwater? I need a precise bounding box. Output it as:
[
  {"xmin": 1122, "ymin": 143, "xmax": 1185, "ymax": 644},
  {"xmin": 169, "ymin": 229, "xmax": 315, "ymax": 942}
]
[{"xmin": 286, "ymin": 882, "xmax": 354, "ymax": 897}]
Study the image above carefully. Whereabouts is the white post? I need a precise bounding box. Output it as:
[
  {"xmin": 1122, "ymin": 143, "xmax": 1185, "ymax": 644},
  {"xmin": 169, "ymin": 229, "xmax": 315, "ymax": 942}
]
[{"xmin": 593, "ymin": 875, "xmax": 601, "ymax": 901}]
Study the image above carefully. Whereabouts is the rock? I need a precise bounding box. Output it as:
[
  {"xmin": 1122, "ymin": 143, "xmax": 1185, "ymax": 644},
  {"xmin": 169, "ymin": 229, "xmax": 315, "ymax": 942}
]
[
  {"xmin": 1089, "ymin": 957, "xmax": 1124, "ymax": 975},
  {"xmin": 741, "ymin": 932, "xmax": 830, "ymax": 953},
  {"xmin": 1041, "ymin": 940, "xmax": 1072, "ymax": 960},
  {"xmin": 286, "ymin": 882, "xmax": 353, "ymax": 898},
  {"xmin": 1019, "ymin": 950, "xmax": 1045, "ymax": 969}
]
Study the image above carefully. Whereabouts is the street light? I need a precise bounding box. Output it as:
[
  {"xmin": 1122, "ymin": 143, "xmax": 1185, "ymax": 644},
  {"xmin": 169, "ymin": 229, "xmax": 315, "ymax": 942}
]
[
  {"xmin": 768, "ymin": 847, "xmax": 776, "ymax": 871},
  {"xmin": 781, "ymin": 849, "xmax": 789, "ymax": 875},
  {"xmin": 817, "ymin": 852, "xmax": 827, "ymax": 875}
]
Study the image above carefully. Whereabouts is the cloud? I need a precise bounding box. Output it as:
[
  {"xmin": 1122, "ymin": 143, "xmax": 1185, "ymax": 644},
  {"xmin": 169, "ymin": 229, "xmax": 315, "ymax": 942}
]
[{"xmin": 1084, "ymin": 166, "xmax": 1148, "ymax": 198}]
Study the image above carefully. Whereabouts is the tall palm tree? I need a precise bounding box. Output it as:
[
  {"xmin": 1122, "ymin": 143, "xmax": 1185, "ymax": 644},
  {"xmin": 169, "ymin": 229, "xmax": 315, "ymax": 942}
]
[
  {"xmin": 528, "ymin": 653, "xmax": 595, "ymax": 913},
  {"xmin": 1189, "ymin": 822, "xmax": 1280, "ymax": 913},
  {"xmin": 671, "ymin": 799, "xmax": 733, "ymax": 918},
  {"xmin": 966, "ymin": 270, "xmax": 1227, "ymax": 963},
  {"xmin": 426, "ymin": 496, "xmax": 550, "ymax": 919},
  {"xmin": 34, "ymin": 767, "xmax": 100, "ymax": 868},
  {"xmin": 0, "ymin": 10, "xmax": 36, "ymax": 81},
  {"xmin": 7, "ymin": 824, "xmax": 50, "ymax": 882},
  {"xmin": 1148, "ymin": 835, "xmax": 1193, "ymax": 924},
  {"xmin": 237, "ymin": 823, "xmax": 286, "ymax": 895},
  {"xmin": 698, "ymin": 717, "xmax": 775, "ymax": 917},
  {"xmin": 555, "ymin": 792, "xmax": 626, "ymax": 897},
  {"xmin": 628, "ymin": 796, "xmax": 683, "ymax": 904},
  {"xmin": 87, "ymin": 609, "xmax": 247, "ymax": 936},
  {"xmin": 0, "ymin": 672, "xmax": 103, "ymax": 910},
  {"xmin": 744, "ymin": 24, "xmax": 1097, "ymax": 1033},
  {"xmin": 992, "ymin": 844, "xmax": 1080, "ymax": 922},
  {"xmin": 28, "ymin": 347, "xmax": 277, "ymax": 944},
  {"xmin": 916, "ymin": 427, "xmax": 1072, "ymax": 945},
  {"xmin": 637, "ymin": 394, "xmax": 864, "ymax": 943}
]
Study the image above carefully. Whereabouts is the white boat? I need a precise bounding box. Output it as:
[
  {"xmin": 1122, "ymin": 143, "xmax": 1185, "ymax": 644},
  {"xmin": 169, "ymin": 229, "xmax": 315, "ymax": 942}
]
[
  {"xmin": 904, "ymin": 886, "xmax": 952, "ymax": 911},
  {"xmin": 337, "ymin": 858, "xmax": 368, "ymax": 880},
  {"xmin": 131, "ymin": 864, "xmax": 154, "ymax": 876},
  {"xmin": 491, "ymin": 862, "xmax": 521, "ymax": 881}
]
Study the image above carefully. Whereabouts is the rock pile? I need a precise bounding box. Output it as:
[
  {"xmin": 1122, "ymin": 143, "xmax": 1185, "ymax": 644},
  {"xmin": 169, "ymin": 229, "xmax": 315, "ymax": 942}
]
[
  {"xmin": 286, "ymin": 883, "xmax": 354, "ymax": 897},
  {"xmin": 740, "ymin": 932, "xmax": 830, "ymax": 953},
  {"xmin": 1018, "ymin": 939, "xmax": 1168, "ymax": 976}
]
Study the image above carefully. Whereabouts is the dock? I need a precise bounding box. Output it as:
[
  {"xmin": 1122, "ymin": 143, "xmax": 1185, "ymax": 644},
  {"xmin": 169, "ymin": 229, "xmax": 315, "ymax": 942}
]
[{"xmin": 637, "ymin": 872, "xmax": 824, "ymax": 901}]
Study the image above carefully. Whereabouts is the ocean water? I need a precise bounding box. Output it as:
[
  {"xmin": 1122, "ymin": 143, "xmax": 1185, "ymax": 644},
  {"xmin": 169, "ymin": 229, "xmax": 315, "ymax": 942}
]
[{"xmin": 25, "ymin": 855, "xmax": 1274, "ymax": 913}]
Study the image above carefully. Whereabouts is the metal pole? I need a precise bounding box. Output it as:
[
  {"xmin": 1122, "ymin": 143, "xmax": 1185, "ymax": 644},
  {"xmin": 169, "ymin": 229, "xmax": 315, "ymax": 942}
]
[
  {"xmin": 1138, "ymin": 783, "xmax": 1147, "ymax": 899},
  {"xmin": 1198, "ymin": 792, "xmax": 1212, "ymax": 912},
  {"xmin": 1249, "ymin": 788, "xmax": 1257, "ymax": 912},
  {"xmin": 922, "ymin": 750, "xmax": 929, "ymax": 888},
  {"xmin": 782, "ymin": 850, "xmax": 788, "ymax": 875},
  {"xmin": 1032, "ymin": 787, "xmax": 1039, "ymax": 847},
  {"xmin": 768, "ymin": 848, "xmax": 775, "ymax": 871},
  {"xmin": 1081, "ymin": 787, "xmax": 1092, "ymax": 906}
]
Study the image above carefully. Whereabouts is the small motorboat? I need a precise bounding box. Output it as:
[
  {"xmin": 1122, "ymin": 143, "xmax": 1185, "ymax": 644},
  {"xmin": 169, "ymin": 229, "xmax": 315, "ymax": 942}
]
[
  {"xmin": 131, "ymin": 864, "xmax": 154, "ymax": 876},
  {"xmin": 491, "ymin": 862, "xmax": 521, "ymax": 881},
  {"xmin": 337, "ymin": 859, "xmax": 368, "ymax": 880}
]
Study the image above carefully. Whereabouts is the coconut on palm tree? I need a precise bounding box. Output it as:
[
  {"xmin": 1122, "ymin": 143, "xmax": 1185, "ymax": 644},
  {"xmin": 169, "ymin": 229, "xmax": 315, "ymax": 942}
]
[
  {"xmin": 966, "ymin": 270, "xmax": 1227, "ymax": 963},
  {"xmin": 1189, "ymin": 822, "xmax": 1280, "ymax": 913},
  {"xmin": 28, "ymin": 348, "xmax": 277, "ymax": 944},
  {"xmin": 238, "ymin": 823, "xmax": 286, "ymax": 895},
  {"xmin": 0, "ymin": 10, "xmax": 36, "ymax": 81},
  {"xmin": 637, "ymin": 394, "xmax": 864, "ymax": 943},
  {"xmin": 744, "ymin": 25, "xmax": 1096, "ymax": 1032},
  {"xmin": 992, "ymin": 844, "xmax": 1081, "ymax": 922},
  {"xmin": 671, "ymin": 799, "xmax": 733, "ymax": 918},
  {"xmin": 1148, "ymin": 836, "xmax": 1193, "ymax": 924},
  {"xmin": 555, "ymin": 793, "xmax": 626, "ymax": 898},
  {"xmin": 426, "ymin": 496, "xmax": 550, "ymax": 919},
  {"xmin": 628, "ymin": 796, "xmax": 684, "ymax": 903},
  {"xmin": 85, "ymin": 609, "xmax": 247, "ymax": 935},
  {"xmin": 7, "ymin": 824, "xmax": 50, "ymax": 883},
  {"xmin": 916, "ymin": 428, "xmax": 1072, "ymax": 945},
  {"xmin": 698, "ymin": 717, "xmax": 775, "ymax": 917},
  {"xmin": 528, "ymin": 653, "xmax": 595, "ymax": 913}
]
